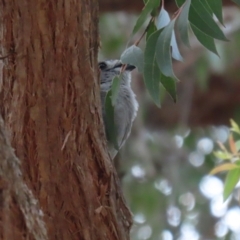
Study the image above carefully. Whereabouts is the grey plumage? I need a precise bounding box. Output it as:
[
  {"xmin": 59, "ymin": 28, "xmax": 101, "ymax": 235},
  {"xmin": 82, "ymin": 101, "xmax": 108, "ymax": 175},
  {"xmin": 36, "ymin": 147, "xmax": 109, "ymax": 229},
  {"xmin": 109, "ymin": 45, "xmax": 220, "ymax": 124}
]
[{"xmin": 99, "ymin": 60, "xmax": 138, "ymax": 159}]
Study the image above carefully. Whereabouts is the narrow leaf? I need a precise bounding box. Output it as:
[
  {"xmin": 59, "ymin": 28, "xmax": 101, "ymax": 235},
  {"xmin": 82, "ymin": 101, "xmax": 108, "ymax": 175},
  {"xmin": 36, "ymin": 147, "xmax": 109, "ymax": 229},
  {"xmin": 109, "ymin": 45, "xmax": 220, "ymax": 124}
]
[
  {"xmin": 207, "ymin": 0, "xmax": 224, "ymax": 25},
  {"xmin": 146, "ymin": 21, "xmax": 157, "ymax": 41},
  {"xmin": 229, "ymin": 134, "xmax": 237, "ymax": 155},
  {"xmin": 189, "ymin": 1, "xmax": 228, "ymax": 41},
  {"xmin": 191, "ymin": 24, "xmax": 219, "ymax": 56},
  {"xmin": 210, "ymin": 163, "xmax": 240, "ymax": 175},
  {"xmin": 156, "ymin": 19, "xmax": 178, "ymax": 79},
  {"xmin": 171, "ymin": 32, "xmax": 183, "ymax": 61},
  {"xmin": 132, "ymin": 0, "xmax": 160, "ymax": 35},
  {"xmin": 224, "ymin": 168, "xmax": 240, "ymax": 200},
  {"xmin": 235, "ymin": 140, "xmax": 240, "ymax": 151},
  {"xmin": 111, "ymin": 76, "xmax": 121, "ymax": 105},
  {"xmin": 230, "ymin": 119, "xmax": 240, "ymax": 134},
  {"xmin": 201, "ymin": 0, "xmax": 214, "ymax": 14},
  {"xmin": 176, "ymin": 0, "xmax": 191, "ymax": 47},
  {"xmin": 214, "ymin": 151, "xmax": 232, "ymax": 160},
  {"xmin": 160, "ymin": 74, "xmax": 177, "ymax": 102},
  {"xmin": 156, "ymin": 6, "xmax": 170, "ymax": 29},
  {"xmin": 157, "ymin": 7, "xmax": 183, "ymax": 61},
  {"xmin": 120, "ymin": 45, "xmax": 144, "ymax": 73},
  {"xmin": 144, "ymin": 29, "xmax": 162, "ymax": 107},
  {"xmin": 105, "ymin": 91, "xmax": 119, "ymax": 150}
]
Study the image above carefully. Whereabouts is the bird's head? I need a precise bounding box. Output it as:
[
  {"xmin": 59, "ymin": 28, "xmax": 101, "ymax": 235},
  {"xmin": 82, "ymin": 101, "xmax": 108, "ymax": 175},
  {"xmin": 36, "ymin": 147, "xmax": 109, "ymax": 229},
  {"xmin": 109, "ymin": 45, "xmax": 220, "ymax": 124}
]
[{"xmin": 99, "ymin": 60, "xmax": 135, "ymax": 91}]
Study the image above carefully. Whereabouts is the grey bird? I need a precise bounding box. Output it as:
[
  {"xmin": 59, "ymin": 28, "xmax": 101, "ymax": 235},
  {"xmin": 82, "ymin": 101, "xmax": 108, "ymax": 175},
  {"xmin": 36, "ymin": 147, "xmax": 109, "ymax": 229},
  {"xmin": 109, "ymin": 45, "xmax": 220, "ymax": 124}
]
[{"xmin": 99, "ymin": 60, "xmax": 138, "ymax": 159}]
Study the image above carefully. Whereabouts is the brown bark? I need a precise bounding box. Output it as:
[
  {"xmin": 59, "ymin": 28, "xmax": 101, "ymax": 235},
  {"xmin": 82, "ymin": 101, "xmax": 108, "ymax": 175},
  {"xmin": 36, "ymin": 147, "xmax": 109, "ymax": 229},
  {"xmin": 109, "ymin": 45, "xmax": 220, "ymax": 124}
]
[{"xmin": 0, "ymin": 0, "xmax": 132, "ymax": 240}]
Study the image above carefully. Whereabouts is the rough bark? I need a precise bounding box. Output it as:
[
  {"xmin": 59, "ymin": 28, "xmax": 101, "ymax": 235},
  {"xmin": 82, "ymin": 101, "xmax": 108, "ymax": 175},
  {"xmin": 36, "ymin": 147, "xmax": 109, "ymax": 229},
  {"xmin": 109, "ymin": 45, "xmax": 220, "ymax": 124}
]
[{"xmin": 0, "ymin": 0, "xmax": 132, "ymax": 240}]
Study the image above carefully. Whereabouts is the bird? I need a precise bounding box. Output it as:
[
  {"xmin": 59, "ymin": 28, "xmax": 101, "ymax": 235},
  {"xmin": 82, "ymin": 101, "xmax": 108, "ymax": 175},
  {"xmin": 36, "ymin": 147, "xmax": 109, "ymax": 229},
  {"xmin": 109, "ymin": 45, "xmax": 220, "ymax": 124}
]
[{"xmin": 99, "ymin": 60, "xmax": 138, "ymax": 159}]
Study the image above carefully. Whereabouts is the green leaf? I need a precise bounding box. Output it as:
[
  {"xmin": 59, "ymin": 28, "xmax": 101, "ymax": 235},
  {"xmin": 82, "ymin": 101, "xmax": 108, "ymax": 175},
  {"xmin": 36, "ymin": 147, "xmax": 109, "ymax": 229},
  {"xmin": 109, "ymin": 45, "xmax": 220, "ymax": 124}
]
[
  {"xmin": 132, "ymin": 0, "xmax": 160, "ymax": 35},
  {"xmin": 160, "ymin": 74, "xmax": 177, "ymax": 102},
  {"xmin": 191, "ymin": 24, "xmax": 219, "ymax": 56},
  {"xmin": 105, "ymin": 90, "xmax": 119, "ymax": 150},
  {"xmin": 210, "ymin": 163, "xmax": 240, "ymax": 175},
  {"xmin": 235, "ymin": 140, "xmax": 240, "ymax": 151},
  {"xmin": 223, "ymin": 168, "xmax": 240, "ymax": 200},
  {"xmin": 207, "ymin": 0, "xmax": 224, "ymax": 25},
  {"xmin": 157, "ymin": 5, "xmax": 171, "ymax": 29},
  {"xmin": 213, "ymin": 151, "xmax": 232, "ymax": 160},
  {"xmin": 111, "ymin": 76, "xmax": 121, "ymax": 105},
  {"xmin": 230, "ymin": 119, "xmax": 240, "ymax": 134},
  {"xmin": 189, "ymin": 1, "xmax": 228, "ymax": 41},
  {"xmin": 144, "ymin": 29, "xmax": 162, "ymax": 107},
  {"xmin": 171, "ymin": 32, "xmax": 183, "ymax": 61},
  {"xmin": 232, "ymin": 0, "xmax": 240, "ymax": 6},
  {"xmin": 176, "ymin": 0, "xmax": 191, "ymax": 47},
  {"xmin": 146, "ymin": 21, "xmax": 157, "ymax": 41},
  {"xmin": 201, "ymin": 0, "xmax": 213, "ymax": 14},
  {"xmin": 157, "ymin": 6, "xmax": 183, "ymax": 61},
  {"xmin": 156, "ymin": 19, "xmax": 178, "ymax": 79},
  {"xmin": 120, "ymin": 45, "xmax": 144, "ymax": 73}
]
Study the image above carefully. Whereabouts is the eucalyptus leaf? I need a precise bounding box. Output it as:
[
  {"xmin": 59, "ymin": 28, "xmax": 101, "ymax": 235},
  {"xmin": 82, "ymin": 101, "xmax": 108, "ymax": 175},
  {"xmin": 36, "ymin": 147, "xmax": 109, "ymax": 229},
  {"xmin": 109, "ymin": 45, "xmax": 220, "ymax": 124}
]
[
  {"xmin": 132, "ymin": 0, "xmax": 160, "ymax": 35},
  {"xmin": 111, "ymin": 76, "xmax": 121, "ymax": 105},
  {"xmin": 230, "ymin": 119, "xmax": 240, "ymax": 134},
  {"xmin": 207, "ymin": 0, "xmax": 224, "ymax": 25},
  {"xmin": 235, "ymin": 140, "xmax": 240, "ymax": 151},
  {"xmin": 223, "ymin": 168, "xmax": 240, "ymax": 200},
  {"xmin": 156, "ymin": 19, "xmax": 178, "ymax": 79},
  {"xmin": 213, "ymin": 151, "xmax": 232, "ymax": 160},
  {"xmin": 189, "ymin": 1, "xmax": 228, "ymax": 41},
  {"xmin": 160, "ymin": 74, "xmax": 177, "ymax": 102},
  {"xmin": 176, "ymin": 0, "xmax": 191, "ymax": 47},
  {"xmin": 191, "ymin": 24, "xmax": 219, "ymax": 56},
  {"xmin": 105, "ymin": 90, "xmax": 119, "ymax": 150},
  {"xmin": 144, "ymin": 29, "xmax": 162, "ymax": 107},
  {"xmin": 120, "ymin": 45, "xmax": 144, "ymax": 73},
  {"xmin": 156, "ymin": 6, "xmax": 170, "ymax": 29},
  {"xmin": 210, "ymin": 163, "xmax": 240, "ymax": 175},
  {"xmin": 201, "ymin": 0, "xmax": 213, "ymax": 14},
  {"xmin": 171, "ymin": 31, "xmax": 183, "ymax": 61},
  {"xmin": 157, "ymin": 7, "xmax": 182, "ymax": 61},
  {"xmin": 146, "ymin": 21, "xmax": 157, "ymax": 40}
]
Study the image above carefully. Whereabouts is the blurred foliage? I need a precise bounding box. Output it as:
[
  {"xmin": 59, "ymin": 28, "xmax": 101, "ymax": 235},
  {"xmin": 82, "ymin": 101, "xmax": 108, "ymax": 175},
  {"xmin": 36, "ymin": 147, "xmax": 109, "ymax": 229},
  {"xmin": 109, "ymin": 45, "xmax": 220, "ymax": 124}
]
[{"xmin": 210, "ymin": 120, "xmax": 240, "ymax": 201}]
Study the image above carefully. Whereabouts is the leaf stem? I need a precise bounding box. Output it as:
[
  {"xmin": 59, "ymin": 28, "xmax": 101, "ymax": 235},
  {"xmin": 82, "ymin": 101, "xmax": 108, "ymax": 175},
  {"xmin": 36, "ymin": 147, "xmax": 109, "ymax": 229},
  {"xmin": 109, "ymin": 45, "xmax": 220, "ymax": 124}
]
[
  {"xmin": 172, "ymin": 5, "xmax": 183, "ymax": 20},
  {"xmin": 134, "ymin": 17, "xmax": 155, "ymax": 46}
]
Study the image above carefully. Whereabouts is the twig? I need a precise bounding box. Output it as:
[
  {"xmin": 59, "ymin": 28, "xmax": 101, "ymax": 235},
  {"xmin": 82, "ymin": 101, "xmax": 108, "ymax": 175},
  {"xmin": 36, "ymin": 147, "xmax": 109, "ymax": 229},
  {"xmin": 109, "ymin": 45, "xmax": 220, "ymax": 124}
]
[{"xmin": 134, "ymin": 17, "xmax": 155, "ymax": 46}]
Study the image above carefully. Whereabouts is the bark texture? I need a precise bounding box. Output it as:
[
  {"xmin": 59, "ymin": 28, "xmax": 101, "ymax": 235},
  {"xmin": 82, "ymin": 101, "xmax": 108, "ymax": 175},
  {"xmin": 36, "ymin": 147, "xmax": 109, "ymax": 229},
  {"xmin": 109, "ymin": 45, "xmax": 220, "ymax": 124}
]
[{"xmin": 0, "ymin": 0, "xmax": 132, "ymax": 239}]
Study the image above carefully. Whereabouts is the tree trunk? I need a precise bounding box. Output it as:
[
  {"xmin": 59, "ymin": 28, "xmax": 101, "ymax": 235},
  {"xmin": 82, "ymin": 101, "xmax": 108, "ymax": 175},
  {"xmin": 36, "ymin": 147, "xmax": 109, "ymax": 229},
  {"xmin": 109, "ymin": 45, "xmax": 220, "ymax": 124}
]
[{"xmin": 0, "ymin": 0, "xmax": 132, "ymax": 239}]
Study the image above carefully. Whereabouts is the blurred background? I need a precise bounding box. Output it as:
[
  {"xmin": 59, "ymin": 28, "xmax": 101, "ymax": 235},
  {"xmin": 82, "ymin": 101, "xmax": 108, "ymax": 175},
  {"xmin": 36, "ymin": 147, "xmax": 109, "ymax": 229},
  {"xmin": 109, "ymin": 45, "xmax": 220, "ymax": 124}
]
[{"xmin": 99, "ymin": 1, "xmax": 240, "ymax": 239}]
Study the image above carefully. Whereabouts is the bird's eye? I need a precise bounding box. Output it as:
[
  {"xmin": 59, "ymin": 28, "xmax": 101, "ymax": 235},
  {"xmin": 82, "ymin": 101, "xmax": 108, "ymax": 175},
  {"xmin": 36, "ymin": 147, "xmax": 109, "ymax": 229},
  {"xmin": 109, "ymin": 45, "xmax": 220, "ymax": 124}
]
[{"xmin": 98, "ymin": 62, "xmax": 107, "ymax": 70}]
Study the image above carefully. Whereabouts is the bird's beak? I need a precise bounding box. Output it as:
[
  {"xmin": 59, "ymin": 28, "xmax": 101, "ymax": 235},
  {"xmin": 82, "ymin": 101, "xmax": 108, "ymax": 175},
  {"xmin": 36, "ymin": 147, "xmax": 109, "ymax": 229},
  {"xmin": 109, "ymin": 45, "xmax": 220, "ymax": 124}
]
[
  {"xmin": 125, "ymin": 64, "xmax": 136, "ymax": 71},
  {"xmin": 114, "ymin": 63, "xmax": 136, "ymax": 71}
]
